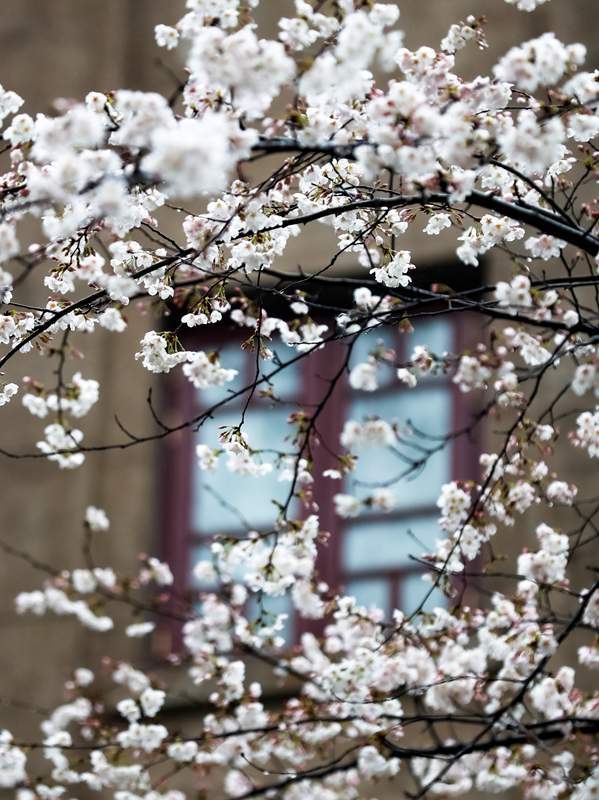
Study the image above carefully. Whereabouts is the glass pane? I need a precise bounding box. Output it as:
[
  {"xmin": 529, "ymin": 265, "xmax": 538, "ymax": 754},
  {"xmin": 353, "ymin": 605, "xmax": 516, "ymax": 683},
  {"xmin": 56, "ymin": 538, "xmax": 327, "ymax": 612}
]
[
  {"xmin": 193, "ymin": 406, "xmax": 294, "ymax": 533},
  {"xmin": 405, "ymin": 317, "xmax": 453, "ymax": 359},
  {"xmin": 342, "ymin": 515, "xmax": 438, "ymax": 573},
  {"xmin": 258, "ymin": 339, "xmax": 301, "ymax": 401},
  {"xmin": 346, "ymin": 578, "xmax": 390, "ymax": 616},
  {"xmin": 247, "ymin": 592, "xmax": 293, "ymax": 643},
  {"xmin": 400, "ymin": 572, "xmax": 447, "ymax": 616},
  {"xmin": 349, "ymin": 327, "xmax": 396, "ymax": 387},
  {"xmin": 348, "ymin": 387, "xmax": 451, "ymax": 509},
  {"xmin": 188, "ymin": 541, "xmax": 217, "ymax": 590},
  {"xmin": 350, "ymin": 385, "xmax": 451, "ymax": 437},
  {"xmin": 197, "ymin": 341, "xmax": 248, "ymax": 408}
]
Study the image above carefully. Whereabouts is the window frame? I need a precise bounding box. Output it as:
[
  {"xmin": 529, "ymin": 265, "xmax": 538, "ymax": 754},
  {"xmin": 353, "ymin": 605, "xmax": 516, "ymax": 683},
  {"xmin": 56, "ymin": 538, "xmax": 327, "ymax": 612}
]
[{"xmin": 158, "ymin": 309, "xmax": 481, "ymax": 646}]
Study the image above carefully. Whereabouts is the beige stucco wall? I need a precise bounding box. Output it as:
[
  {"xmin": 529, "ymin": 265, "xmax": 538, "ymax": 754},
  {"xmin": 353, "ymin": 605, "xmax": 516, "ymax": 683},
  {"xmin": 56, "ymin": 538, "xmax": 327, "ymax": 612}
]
[{"xmin": 0, "ymin": 0, "xmax": 185, "ymax": 736}]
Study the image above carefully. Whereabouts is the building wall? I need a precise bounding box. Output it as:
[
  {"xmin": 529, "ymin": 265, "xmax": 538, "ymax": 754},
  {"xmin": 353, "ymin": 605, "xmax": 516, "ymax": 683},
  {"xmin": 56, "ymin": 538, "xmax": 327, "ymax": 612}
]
[{"xmin": 0, "ymin": 0, "xmax": 185, "ymax": 736}]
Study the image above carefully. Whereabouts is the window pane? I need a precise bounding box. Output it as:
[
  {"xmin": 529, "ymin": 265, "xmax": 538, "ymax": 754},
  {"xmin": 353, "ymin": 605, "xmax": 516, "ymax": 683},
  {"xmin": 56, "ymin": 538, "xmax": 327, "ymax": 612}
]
[
  {"xmin": 350, "ymin": 385, "xmax": 451, "ymax": 437},
  {"xmin": 348, "ymin": 386, "xmax": 451, "ymax": 509},
  {"xmin": 259, "ymin": 339, "xmax": 301, "ymax": 401},
  {"xmin": 188, "ymin": 542, "xmax": 217, "ymax": 590},
  {"xmin": 349, "ymin": 327, "xmax": 396, "ymax": 387},
  {"xmin": 197, "ymin": 342, "xmax": 248, "ymax": 408},
  {"xmin": 400, "ymin": 573, "xmax": 446, "ymax": 616},
  {"xmin": 198, "ymin": 340, "xmax": 300, "ymax": 408},
  {"xmin": 247, "ymin": 592, "xmax": 294, "ymax": 643},
  {"xmin": 342, "ymin": 514, "xmax": 438, "ymax": 573},
  {"xmin": 346, "ymin": 578, "xmax": 390, "ymax": 616},
  {"xmin": 405, "ymin": 317, "xmax": 453, "ymax": 358},
  {"xmin": 193, "ymin": 406, "xmax": 294, "ymax": 533}
]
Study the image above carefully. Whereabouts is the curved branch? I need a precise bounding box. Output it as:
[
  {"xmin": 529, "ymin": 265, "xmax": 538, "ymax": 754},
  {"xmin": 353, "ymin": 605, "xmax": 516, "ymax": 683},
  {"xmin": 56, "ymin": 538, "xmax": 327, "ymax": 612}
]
[
  {"xmin": 383, "ymin": 717, "xmax": 599, "ymax": 760},
  {"xmin": 249, "ymin": 138, "xmax": 599, "ymax": 255},
  {"xmin": 0, "ymin": 249, "xmax": 194, "ymax": 370},
  {"xmin": 256, "ymin": 191, "xmax": 598, "ymax": 255}
]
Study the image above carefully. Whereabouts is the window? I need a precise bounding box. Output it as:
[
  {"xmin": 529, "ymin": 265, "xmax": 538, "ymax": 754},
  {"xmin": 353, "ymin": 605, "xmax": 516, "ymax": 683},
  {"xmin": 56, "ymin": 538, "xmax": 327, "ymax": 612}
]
[
  {"xmin": 338, "ymin": 319, "xmax": 456, "ymax": 619},
  {"xmin": 160, "ymin": 312, "xmax": 478, "ymax": 644},
  {"xmin": 190, "ymin": 337, "xmax": 302, "ymax": 639}
]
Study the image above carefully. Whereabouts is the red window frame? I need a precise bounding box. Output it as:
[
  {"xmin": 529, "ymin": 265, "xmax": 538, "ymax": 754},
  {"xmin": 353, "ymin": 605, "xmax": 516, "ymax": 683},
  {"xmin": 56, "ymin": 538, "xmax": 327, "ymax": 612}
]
[{"xmin": 158, "ymin": 312, "xmax": 480, "ymax": 647}]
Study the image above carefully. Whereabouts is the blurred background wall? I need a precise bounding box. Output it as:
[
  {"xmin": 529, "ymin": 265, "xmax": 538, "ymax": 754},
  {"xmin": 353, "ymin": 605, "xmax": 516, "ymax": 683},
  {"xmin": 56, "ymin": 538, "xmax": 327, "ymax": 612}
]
[{"xmin": 0, "ymin": 0, "xmax": 184, "ymax": 735}]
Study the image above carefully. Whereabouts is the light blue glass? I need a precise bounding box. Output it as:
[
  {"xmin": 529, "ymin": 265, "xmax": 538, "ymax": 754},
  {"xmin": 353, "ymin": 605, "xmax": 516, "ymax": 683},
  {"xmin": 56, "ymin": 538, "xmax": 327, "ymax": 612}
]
[
  {"xmin": 198, "ymin": 339, "xmax": 300, "ymax": 407},
  {"xmin": 188, "ymin": 538, "xmax": 254, "ymax": 588},
  {"xmin": 346, "ymin": 578, "xmax": 390, "ymax": 616},
  {"xmin": 188, "ymin": 542, "xmax": 217, "ymax": 590},
  {"xmin": 342, "ymin": 514, "xmax": 438, "ymax": 573},
  {"xmin": 349, "ymin": 327, "xmax": 396, "ymax": 387},
  {"xmin": 193, "ymin": 406, "xmax": 294, "ymax": 533},
  {"xmin": 350, "ymin": 384, "xmax": 450, "ymax": 437},
  {"xmin": 257, "ymin": 338, "xmax": 301, "ymax": 401},
  {"xmin": 405, "ymin": 317, "xmax": 453, "ymax": 358},
  {"xmin": 247, "ymin": 592, "xmax": 294, "ymax": 643},
  {"xmin": 197, "ymin": 342, "xmax": 248, "ymax": 408},
  {"xmin": 348, "ymin": 386, "xmax": 451, "ymax": 509},
  {"xmin": 400, "ymin": 572, "xmax": 447, "ymax": 616}
]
